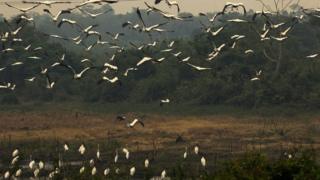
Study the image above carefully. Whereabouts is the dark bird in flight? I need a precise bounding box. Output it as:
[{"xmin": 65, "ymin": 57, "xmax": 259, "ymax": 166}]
[{"xmin": 116, "ymin": 115, "xmax": 126, "ymax": 121}]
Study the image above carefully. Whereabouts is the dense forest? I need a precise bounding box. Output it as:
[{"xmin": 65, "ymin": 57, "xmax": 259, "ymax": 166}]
[{"xmin": 1, "ymin": 4, "xmax": 320, "ymax": 108}]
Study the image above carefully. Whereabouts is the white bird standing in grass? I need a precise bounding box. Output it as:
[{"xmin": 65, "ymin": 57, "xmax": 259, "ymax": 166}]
[
  {"xmin": 64, "ymin": 143, "xmax": 69, "ymax": 151},
  {"xmin": 15, "ymin": 169, "xmax": 22, "ymax": 177},
  {"xmin": 145, "ymin": 158, "xmax": 150, "ymax": 168},
  {"xmin": 123, "ymin": 148, "xmax": 130, "ymax": 159},
  {"xmin": 194, "ymin": 145, "xmax": 199, "ymax": 155},
  {"xmin": 4, "ymin": 171, "xmax": 10, "ymax": 179},
  {"xmin": 91, "ymin": 167, "xmax": 97, "ymax": 176},
  {"xmin": 114, "ymin": 149, "xmax": 119, "ymax": 163},
  {"xmin": 11, "ymin": 156, "xmax": 19, "ymax": 165},
  {"xmin": 104, "ymin": 168, "xmax": 110, "ymax": 176},
  {"xmin": 201, "ymin": 156, "xmax": 206, "ymax": 167},
  {"xmin": 183, "ymin": 147, "xmax": 188, "ymax": 159},
  {"xmin": 58, "ymin": 154, "xmax": 63, "ymax": 168},
  {"xmin": 115, "ymin": 168, "xmax": 120, "ymax": 174},
  {"xmin": 130, "ymin": 167, "xmax": 136, "ymax": 176},
  {"xmin": 39, "ymin": 161, "xmax": 45, "ymax": 169},
  {"xmin": 89, "ymin": 159, "xmax": 95, "ymax": 167},
  {"xmin": 78, "ymin": 144, "xmax": 86, "ymax": 155},
  {"xmin": 29, "ymin": 160, "xmax": 36, "ymax": 170},
  {"xmin": 48, "ymin": 172, "xmax": 55, "ymax": 178},
  {"xmin": 97, "ymin": 144, "xmax": 101, "ymax": 160},
  {"xmin": 34, "ymin": 168, "xmax": 40, "ymax": 178},
  {"xmin": 161, "ymin": 170, "xmax": 166, "ymax": 179},
  {"xmin": 12, "ymin": 149, "xmax": 19, "ymax": 157},
  {"xmin": 79, "ymin": 166, "xmax": 85, "ymax": 174}
]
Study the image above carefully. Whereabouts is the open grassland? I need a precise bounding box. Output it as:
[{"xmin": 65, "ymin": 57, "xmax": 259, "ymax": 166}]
[{"xmin": 0, "ymin": 103, "xmax": 319, "ymax": 155}]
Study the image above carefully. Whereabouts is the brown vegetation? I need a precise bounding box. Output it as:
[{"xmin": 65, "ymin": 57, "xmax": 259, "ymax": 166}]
[{"xmin": 0, "ymin": 110, "xmax": 319, "ymax": 156}]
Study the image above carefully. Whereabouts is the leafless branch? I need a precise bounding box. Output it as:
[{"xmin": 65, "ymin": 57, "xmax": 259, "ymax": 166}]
[
  {"xmin": 263, "ymin": 49, "xmax": 277, "ymax": 62},
  {"xmin": 282, "ymin": 0, "xmax": 301, "ymax": 11},
  {"xmin": 255, "ymin": 0, "xmax": 273, "ymax": 12}
]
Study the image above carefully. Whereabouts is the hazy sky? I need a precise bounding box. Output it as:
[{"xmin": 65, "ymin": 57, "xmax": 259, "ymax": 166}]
[{"xmin": 0, "ymin": 0, "xmax": 319, "ymax": 17}]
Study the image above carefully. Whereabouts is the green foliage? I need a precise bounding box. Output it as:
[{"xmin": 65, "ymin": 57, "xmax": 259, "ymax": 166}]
[
  {"xmin": 1, "ymin": 93, "xmax": 19, "ymax": 105},
  {"xmin": 213, "ymin": 151, "xmax": 320, "ymax": 180},
  {"xmin": 216, "ymin": 153, "xmax": 271, "ymax": 180},
  {"xmin": 1, "ymin": 10, "xmax": 320, "ymax": 108}
]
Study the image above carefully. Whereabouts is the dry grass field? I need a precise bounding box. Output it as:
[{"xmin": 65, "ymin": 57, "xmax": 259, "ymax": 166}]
[{"xmin": 0, "ymin": 106, "xmax": 319, "ymax": 156}]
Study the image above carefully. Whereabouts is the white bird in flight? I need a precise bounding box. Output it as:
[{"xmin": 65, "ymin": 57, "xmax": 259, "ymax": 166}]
[
  {"xmin": 187, "ymin": 63, "xmax": 212, "ymax": 71},
  {"xmin": 306, "ymin": 54, "xmax": 318, "ymax": 59},
  {"xmin": 127, "ymin": 118, "xmax": 145, "ymax": 128}
]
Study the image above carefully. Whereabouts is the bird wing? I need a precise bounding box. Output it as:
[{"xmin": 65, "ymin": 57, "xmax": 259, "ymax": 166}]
[
  {"xmin": 137, "ymin": 57, "xmax": 152, "ymax": 66},
  {"xmin": 45, "ymin": 73, "xmax": 54, "ymax": 88},
  {"xmin": 239, "ymin": 4, "xmax": 247, "ymax": 14},
  {"xmin": 43, "ymin": 8, "xmax": 53, "ymax": 17},
  {"xmin": 54, "ymin": 10, "xmax": 71, "ymax": 20},
  {"xmin": 122, "ymin": 21, "xmax": 133, "ymax": 28},
  {"xmin": 138, "ymin": 119, "xmax": 145, "ymax": 127},
  {"xmin": 5, "ymin": 2, "xmax": 39, "ymax": 12},
  {"xmin": 166, "ymin": 0, "xmax": 180, "ymax": 12},
  {"xmin": 155, "ymin": 0, "xmax": 163, "ymax": 4},
  {"xmin": 60, "ymin": 63, "xmax": 77, "ymax": 75},
  {"xmin": 78, "ymin": 67, "xmax": 92, "ymax": 77},
  {"xmin": 136, "ymin": 8, "xmax": 147, "ymax": 28},
  {"xmin": 187, "ymin": 63, "xmax": 211, "ymax": 71}
]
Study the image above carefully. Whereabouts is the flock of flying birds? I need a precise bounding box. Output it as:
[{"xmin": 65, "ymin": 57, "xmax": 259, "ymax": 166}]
[{"xmin": 0, "ymin": 0, "xmax": 319, "ymax": 93}]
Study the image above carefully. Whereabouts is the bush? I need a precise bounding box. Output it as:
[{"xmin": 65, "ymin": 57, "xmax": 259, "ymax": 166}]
[
  {"xmin": 1, "ymin": 94, "xmax": 19, "ymax": 105},
  {"xmin": 213, "ymin": 151, "xmax": 320, "ymax": 180}
]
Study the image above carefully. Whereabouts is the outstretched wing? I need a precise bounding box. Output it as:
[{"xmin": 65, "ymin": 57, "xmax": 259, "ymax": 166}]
[
  {"xmin": 136, "ymin": 8, "xmax": 146, "ymax": 28},
  {"xmin": 155, "ymin": 0, "xmax": 163, "ymax": 4}
]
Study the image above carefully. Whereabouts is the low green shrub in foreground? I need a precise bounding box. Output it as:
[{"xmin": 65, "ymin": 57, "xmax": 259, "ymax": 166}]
[{"xmin": 211, "ymin": 150, "xmax": 320, "ymax": 180}]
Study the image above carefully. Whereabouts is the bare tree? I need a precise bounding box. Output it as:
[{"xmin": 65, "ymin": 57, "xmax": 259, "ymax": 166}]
[{"xmin": 255, "ymin": 0, "xmax": 301, "ymax": 79}]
